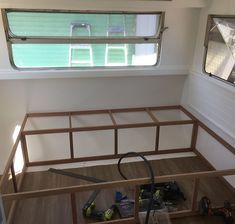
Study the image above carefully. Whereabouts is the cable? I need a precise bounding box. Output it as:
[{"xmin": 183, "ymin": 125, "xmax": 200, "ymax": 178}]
[{"xmin": 117, "ymin": 152, "xmax": 155, "ymax": 224}]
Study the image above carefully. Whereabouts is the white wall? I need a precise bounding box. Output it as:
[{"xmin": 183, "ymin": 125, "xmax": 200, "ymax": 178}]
[
  {"xmin": 196, "ymin": 127, "xmax": 235, "ymax": 186},
  {"xmin": 0, "ymin": 0, "xmax": 201, "ymax": 173},
  {"xmin": 0, "ymin": 0, "xmax": 200, "ymax": 78},
  {"xmin": 0, "ymin": 76, "xmax": 187, "ymax": 173},
  {"xmin": 181, "ymin": 0, "xmax": 235, "ymax": 186}
]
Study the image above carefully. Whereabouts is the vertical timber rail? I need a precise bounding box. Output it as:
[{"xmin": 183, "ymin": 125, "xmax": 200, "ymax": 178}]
[
  {"xmin": 20, "ymin": 134, "xmax": 29, "ymax": 165},
  {"xmin": 0, "ymin": 114, "xmax": 28, "ymax": 192},
  {"xmin": 191, "ymin": 178, "xmax": 200, "ymax": 211},
  {"xmin": 134, "ymin": 185, "xmax": 140, "ymax": 223},
  {"xmin": 191, "ymin": 122, "xmax": 198, "ymax": 150},
  {"xmin": 10, "ymin": 164, "xmax": 18, "ymax": 193},
  {"xmin": 69, "ymin": 113, "xmax": 74, "ymax": 159},
  {"xmin": 69, "ymin": 113, "xmax": 77, "ymax": 223},
  {"xmin": 109, "ymin": 111, "xmax": 118, "ymax": 155},
  {"xmin": 179, "ymin": 106, "xmax": 198, "ymax": 151},
  {"xmin": 146, "ymin": 108, "xmax": 160, "ymax": 152},
  {"xmin": 70, "ymin": 193, "xmax": 78, "ymax": 224}
]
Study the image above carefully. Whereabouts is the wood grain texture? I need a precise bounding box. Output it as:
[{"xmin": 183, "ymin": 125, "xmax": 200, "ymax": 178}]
[
  {"xmin": 0, "ymin": 115, "xmax": 27, "ymax": 192},
  {"xmin": 11, "ymin": 157, "xmax": 235, "ymax": 224}
]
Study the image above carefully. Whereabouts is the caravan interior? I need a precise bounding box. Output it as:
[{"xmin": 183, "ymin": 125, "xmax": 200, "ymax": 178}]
[{"xmin": 0, "ymin": 0, "xmax": 234, "ymax": 224}]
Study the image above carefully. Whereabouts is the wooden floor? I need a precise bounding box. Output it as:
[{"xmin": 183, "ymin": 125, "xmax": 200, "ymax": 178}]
[{"xmin": 8, "ymin": 156, "xmax": 235, "ymax": 224}]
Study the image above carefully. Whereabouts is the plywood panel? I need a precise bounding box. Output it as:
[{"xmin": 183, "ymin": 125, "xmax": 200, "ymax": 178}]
[
  {"xmin": 118, "ymin": 127, "xmax": 156, "ymax": 153},
  {"xmin": 72, "ymin": 114, "xmax": 112, "ymax": 127},
  {"xmin": 27, "ymin": 133, "xmax": 70, "ymax": 162},
  {"xmin": 196, "ymin": 127, "xmax": 235, "ymax": 186},
  {"xmin": 73, "ymin": 130, "xmax": 114, "ymax": 157},
  {"xmin": 159, "ymin": 125, "xmax": 193, "ymax": 150},
  {"xmin": 152, "ymin": 109, "xmax": 190, "ymax": 122},
  {"xmin": 113, "ymin": 111, "xmax": 152, "ymax": 124},
  {"xmin": 25, "ymin": 117, "xmax": 69, "ymax": 130}
]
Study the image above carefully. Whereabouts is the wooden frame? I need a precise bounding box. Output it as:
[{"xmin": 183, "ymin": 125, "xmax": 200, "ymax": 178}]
[
  {"xmin": 22, "ymin": 105, "xmax": 195, "ymax": 167},
  {"xmin": 0, "ymin": 105, "xmax": 234, "ymax": 224}
]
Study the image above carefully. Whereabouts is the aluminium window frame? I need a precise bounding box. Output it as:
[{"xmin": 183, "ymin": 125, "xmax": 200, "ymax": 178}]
[
  {"xmin": 203, "ymin": 14, "xmax": 235, "ymax": 86},
  {"xmin": 1, "ymin": 9, "xmax": 165, "ymax": 71}
]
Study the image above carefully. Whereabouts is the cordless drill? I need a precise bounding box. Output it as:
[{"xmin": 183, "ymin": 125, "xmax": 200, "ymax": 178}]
[
  {"xmin": 84, "ymin": 204, "xmax": 116, "ymax": 221},
  {"xmin": 214, "ymin": 200, "xmax": 234, "ymax": 224},
  {"xmin": 199, "ymin": 197, "xmax": 234, "ymax": 224}
]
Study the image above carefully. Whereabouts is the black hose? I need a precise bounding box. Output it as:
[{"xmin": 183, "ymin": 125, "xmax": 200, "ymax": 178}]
[{"xmin": 117, "ymin": 152, "xmax": 155, "ymax": 224}]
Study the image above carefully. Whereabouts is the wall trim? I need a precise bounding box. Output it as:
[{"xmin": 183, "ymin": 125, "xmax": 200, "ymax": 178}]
[
  {"xmin": 0, "ymin": 0, "xmax": 206, "ymax": 11},
  {"xmin": 185, "ymin": 70, "xmax": 235, "ymax": 145},
  {"xmin": 189, "ymin": 70, "xmax": 235, "ymax": 93},
  {"xmin": 182, "ymin": 104, "xmax": 235, "ymax": 147}
]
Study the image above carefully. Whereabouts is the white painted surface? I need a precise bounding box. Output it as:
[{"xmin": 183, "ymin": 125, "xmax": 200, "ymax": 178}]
[
  {"xmin": 0, "ymin": 0, "xmax": 206, "ymax": 11},
  {"xmin": 72, "ymin": 114, "xmax": 113, "ymax": 127},
  {"xmin": 23, "ymin": 109, "xmax": 193, "ymax": 162},
  {"xmin": 27, "ymin": 152, "xmax": 196, "ymax": 172},
  {"xmin": 74, "ymin": 130, "xmax": 114, "ymax": 157},
  {"xmin": 27, "ymin": 133, "xmax": 70, "ymax": 161},
  {"xmin": 181, "ymin": 0, "xmax": 235, "ymax": 186},
  {"xmin": 0, "ymin": 0, "xmax": 200, "ymax": 173},
  {"xmin": 2, "ymin": 0, "xmax": 234, "ymax": 183},
  {"xmin": 196, "ymin": 127, "xmax": 235, "ymax": 186},
  {"xmin": 26, "ymin": 117, "xmax": 69, "ymax": 130},
  {"xmin": 0, "ymin": 75, "xmax": 186, "ymax": 173},
  {"xmin": 152, "ymin": 109, "xmax": 190, "ymax": 122},
  {"xmin": 113, "ymin": 111, "xmax": 152, "ymax": 124},
  {"xmin": 0, "ymin": 3, "xmax": 200, "ymax": 79},
  {"xmin": 118, "ymin": 127, "xmax": 156, "ymax": 153},
  {"xmin": 181, "ymin": 0, "xmax": 235, "ymax": 144},
  {"xmin": 159, "ymin": 124, "xmax": 193, "ymax": 150}
]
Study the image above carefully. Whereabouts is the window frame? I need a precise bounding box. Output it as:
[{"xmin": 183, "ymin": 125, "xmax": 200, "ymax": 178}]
[
  {"xmin": 2, "ymin": 9, "xmax": 165, "ymax": 70},
  {"xmin": 203, "ymin": 14, "xmax": 235, "ymax": 86}
]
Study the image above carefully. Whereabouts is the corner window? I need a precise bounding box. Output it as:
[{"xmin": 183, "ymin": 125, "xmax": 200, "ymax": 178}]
[
  {"xmin": 204, "ymin": 15, "xmax": 235, "ymax": 84},
  {"xmin": 2, "ymin": 10, "xmax": 164, "ymax": 69}
]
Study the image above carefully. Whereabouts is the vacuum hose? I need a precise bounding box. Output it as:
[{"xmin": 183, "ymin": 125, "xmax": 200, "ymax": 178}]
[{"xmin": 117, "ymin": 152, "xmax": 155, "ymax": 224}]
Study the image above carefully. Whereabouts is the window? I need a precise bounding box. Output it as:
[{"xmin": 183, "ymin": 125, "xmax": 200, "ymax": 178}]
[
  {"xmin": 2, "ymin": 9, "xmax": 164, "ymax": 69},
  {"xmin": 204, "ymin": 15, "xmax": 235, "ymax": 85}
]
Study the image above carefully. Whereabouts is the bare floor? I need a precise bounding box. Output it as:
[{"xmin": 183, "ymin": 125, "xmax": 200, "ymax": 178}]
[{"xmin": 10, "ymin": 156, "xmax": 235, "ymax": 224}]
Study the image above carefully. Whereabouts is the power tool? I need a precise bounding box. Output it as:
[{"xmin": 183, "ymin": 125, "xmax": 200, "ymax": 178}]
[
  {"xmin": 82, "ymin": 190, "xmax": 100, "ymax": 217},
  {"xmin": 199, "ymin": 196, "xmax": 234, "ymax": 224},
  {"xmin": 49, "ymin": 168, "xmax": 117, "ymax": 222},
  {"xmin": 140, "ymin": 181, "xmax": 186, "ymax": 202},
  {"xmin": 214, "ymin": 200, "xmax": 234, "ymax": 224},
  {"xmin": 84, "ymin": 205, "xmax": 116, "ymax": 221}
]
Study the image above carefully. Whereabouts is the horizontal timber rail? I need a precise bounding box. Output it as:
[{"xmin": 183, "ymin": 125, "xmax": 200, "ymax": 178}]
[
  {"xmin": 22, "ymin": 120, "xmax": 195, "ymax": 136},
  {"xmin": 1, "ymin": 105, "xmax": 235, "ymax": 223},
  {"xmin": 27, "ymin": 148, "xmax": 192, "ymax": 167},
  {"xmin": 27, "ymin": 105, "xmax": 181, "ymax": 117},
  {"xmin": 3, "ymin": 168, "xmax": 235, "ymax": 202},
  {"xmin": 19, "ymin": 105, "xmax": 197, "ymax": 167},
  {"xmin": 198, "ymin": 121, "xmax": 235, "ymax": 155}
]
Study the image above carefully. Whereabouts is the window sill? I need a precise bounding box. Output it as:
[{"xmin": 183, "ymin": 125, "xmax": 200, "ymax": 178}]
[{"xmin": 0, "ymin": 66, "xmax": 189, "ymax": 80}]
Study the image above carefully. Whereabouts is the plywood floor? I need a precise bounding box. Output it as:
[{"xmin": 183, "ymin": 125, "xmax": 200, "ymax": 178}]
[{"xmin": 11, "ymin": 156, "xmax": 235, "ymax": 224}]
